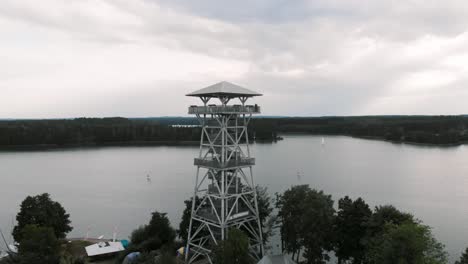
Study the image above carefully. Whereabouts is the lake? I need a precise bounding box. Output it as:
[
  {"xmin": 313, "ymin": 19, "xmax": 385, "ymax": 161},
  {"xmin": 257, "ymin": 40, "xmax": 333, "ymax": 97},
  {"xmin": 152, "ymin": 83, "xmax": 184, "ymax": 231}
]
[{"xmin": 1, "ymin": 134, "xmax": 468, "ymax": 261}]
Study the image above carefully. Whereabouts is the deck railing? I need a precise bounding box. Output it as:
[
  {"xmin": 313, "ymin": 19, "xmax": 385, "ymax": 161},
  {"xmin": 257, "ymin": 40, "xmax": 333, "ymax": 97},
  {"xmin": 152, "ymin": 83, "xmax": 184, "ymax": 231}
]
[
  {"xmin": 188, "ymin": 105, "xmax": 260, "ymax": 114},
  {"xmin": 197, "ymin": 208, "xmax": 251, "ymax": 224}
]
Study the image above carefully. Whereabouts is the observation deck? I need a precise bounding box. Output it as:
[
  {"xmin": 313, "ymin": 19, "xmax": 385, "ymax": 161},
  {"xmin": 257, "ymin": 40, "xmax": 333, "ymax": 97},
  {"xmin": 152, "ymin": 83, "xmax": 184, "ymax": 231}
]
[
  {"xmin": 194, "ymin": 157, "xmax": 255, "ymax": 169},
  {"xmin": 196, "ymin": 208, "xmax": 253, "ymax": 226},
  {"xmin": 188, "ymin": 105, "xmax": 260, "ymax": 115}
]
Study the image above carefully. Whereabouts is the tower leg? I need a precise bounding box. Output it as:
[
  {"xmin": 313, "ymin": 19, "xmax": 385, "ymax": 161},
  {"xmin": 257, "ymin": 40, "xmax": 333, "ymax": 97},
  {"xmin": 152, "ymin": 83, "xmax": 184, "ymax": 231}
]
[
  {"xmin": 251, "ymin": 167, "xmax": 264, "ymax": 256},
  {"xmin": 186, "ymin": 96, "xmax": 263, "ymax": 262},
  {"xmin": 185, "ymin": 167, "xmax": 200, "ymax": 263}
]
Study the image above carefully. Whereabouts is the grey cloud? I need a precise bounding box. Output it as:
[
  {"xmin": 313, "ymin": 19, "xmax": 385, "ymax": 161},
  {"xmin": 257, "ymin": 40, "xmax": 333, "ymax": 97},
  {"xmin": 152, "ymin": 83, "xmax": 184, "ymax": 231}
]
[
  {"xmin": 2, "ymin": 0, "xmax": 468, "ymax": 118},
  {"xmin": 0, "ymin": 0, "xmax": 141, "ymax": 44},
  {"xmin": 151, "ymin": 0, "xmax": 315, "ymax": 23}
]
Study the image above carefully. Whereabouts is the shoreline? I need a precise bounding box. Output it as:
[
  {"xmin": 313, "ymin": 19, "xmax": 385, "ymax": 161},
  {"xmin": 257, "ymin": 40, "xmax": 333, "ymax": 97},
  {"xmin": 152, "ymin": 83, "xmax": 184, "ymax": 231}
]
[
  {"xmin": 0, "ymin": 134, "xmax": 465, "ymax": 151},
  {"xmin": 0, "ymin": 140, "xmax": 200, "ymax": 151},
  {"xmin": 273, "ymin": 132, "xmax": 468, "ymax": 147},
  {"xmin": 351, "ymin": 135, "xmax": 468, "ymax": 147}
]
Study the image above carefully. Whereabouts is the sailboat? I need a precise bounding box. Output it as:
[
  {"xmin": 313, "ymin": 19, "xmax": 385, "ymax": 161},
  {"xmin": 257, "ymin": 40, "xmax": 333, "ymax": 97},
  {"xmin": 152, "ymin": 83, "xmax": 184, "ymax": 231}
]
[
  {"xmin": 297, "ymin": 170, "xmax": 302, "ymax": 182},
  {"xmin": 0, "ymin": 227, "xmax": 16, "ymax": 259},
  {"xmin": 321, "ymin": 137, "xmax": 325, "ymax": 145},
  {"xmin": 85, "ymin": 228, "xmax": 126, "ymax": 259}
]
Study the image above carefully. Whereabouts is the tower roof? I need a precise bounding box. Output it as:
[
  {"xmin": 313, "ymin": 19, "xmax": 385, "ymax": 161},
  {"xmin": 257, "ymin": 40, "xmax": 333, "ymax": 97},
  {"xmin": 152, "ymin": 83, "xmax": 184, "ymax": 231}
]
[{"xmin": 186, "ymin": 81, "xmax": 262, "ymax": 98}]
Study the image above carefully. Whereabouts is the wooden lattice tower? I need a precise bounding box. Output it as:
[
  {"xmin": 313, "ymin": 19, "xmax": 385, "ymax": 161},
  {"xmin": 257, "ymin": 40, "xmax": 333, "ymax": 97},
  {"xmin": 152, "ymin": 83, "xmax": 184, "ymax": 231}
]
[{"xmin": 185, "ymin": 81, "xmax": 264, "ymax": 263}]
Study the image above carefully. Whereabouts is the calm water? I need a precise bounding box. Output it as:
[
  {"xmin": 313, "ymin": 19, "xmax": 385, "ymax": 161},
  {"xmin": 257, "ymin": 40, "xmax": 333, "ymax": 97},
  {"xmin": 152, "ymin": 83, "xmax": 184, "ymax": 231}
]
[{"xmin": 1, "ymin": 135, "xmax": 468, "ymax": 261}]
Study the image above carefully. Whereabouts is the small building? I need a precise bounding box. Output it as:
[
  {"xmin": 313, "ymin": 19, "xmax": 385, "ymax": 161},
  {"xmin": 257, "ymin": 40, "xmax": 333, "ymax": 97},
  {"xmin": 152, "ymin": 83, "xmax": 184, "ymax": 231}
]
[
  {"xmin": 85, "ymin": 241, "xmax": 125, "ymax": 259},
  {"xmin": 257, "ymin": 255, "xmax": 296, "ymax": 264}
]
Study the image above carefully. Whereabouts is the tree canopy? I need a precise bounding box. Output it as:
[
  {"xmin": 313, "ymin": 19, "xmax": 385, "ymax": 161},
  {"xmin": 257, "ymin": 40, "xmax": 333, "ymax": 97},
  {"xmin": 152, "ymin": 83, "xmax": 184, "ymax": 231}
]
[
  {"xmin": 0, "ymin": 118, "xmax": 201, "ymax": 147},
  {"xmin": 455, "ymin": 247, "xmax": 468, "ymax": 264},
  {"xmin": 278, "ymin": 185, "xmax": 335, "ymax": 263},
  {"xmin": 275, "ymin": 187, "xmax": 448, "ymax": 264},
  {"xmin": 2, "ymin": 115, "xmax": 468, "ymax": 147},
  {"xmin": 178, "ymin": 196, "xmax": 202, "ymax": 244},
  {"xmin": 130, "ymin": 211, "xmax": 176, "ymax": 252},
  {"xmin": 212, "ymin": 229, "xmax": 253, "ymax": 264},
  {"xmin": 365, "ymin": 205, "xmax": 415, "ymax": 236},
  {"xmin": 16, "ymin": 224, "xmax": 60, "ymax": 264},
  {"xmin": 255, "ymin": 186, "xmax": 274, "ymax": 244},
  {"xmin": 12, "ymin": 193, "xmax": 72, "ymax": 242},
  {"xmin": 334, "ymin": 196, "xmax": 372, "ymax": 264},
  {"xmin": 364, "ymin": 221, "xmax": 448, "ymax": 264}
]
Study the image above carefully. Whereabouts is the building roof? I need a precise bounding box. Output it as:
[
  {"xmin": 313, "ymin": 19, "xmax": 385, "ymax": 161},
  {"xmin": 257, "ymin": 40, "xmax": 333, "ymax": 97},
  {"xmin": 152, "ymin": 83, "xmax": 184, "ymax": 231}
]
[
  {"xmin": 186, "ymin": 81, "xmax": 262, "ymax": 98},
  {"xmin": 257, "ymin": 255, "xmax": 296, "ymax": 264},
  {"xmin": 85, "ymin": 241, "xmax": 125, "ymax": 257}
]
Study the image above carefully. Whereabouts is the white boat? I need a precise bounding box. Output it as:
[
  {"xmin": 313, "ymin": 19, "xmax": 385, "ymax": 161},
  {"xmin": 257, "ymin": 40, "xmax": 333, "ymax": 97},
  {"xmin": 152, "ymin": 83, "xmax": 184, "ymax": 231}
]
[
  {"xmin": 321, "ymin": 137, "xmax": 325, "ymax": 145},
  {"xmin": 0, "ymin": 250, "xmax": 9, "ymax": 259},
  {"xmin": 85, "ymin": 241, "xmax": 125, "ymax": 258},
  {"xmin": 8, "ymin": 244, "xmax": 17, "ymax": 254}
]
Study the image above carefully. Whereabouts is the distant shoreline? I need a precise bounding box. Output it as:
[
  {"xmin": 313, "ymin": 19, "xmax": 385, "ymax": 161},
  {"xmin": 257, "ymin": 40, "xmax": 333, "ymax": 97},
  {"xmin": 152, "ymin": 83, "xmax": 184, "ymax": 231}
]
[
  {"xmin": 2, "ymin": 116, "xmax": 467, "ymax": 150},
  {"xmin": 0, "ymin": 140, "xmax": 200, "ymax": 151},
  {"xmin": 351, "ymin": 135, "xmax": 467, "ymax": 147},
  {"xmin": 0, "ymin": 134, "xmax": 465, "ymax": 151}
]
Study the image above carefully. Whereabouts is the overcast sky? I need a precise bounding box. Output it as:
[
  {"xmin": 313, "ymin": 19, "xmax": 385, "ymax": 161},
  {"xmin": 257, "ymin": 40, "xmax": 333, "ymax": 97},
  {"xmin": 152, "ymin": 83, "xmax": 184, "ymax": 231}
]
[{"xmin": 1, "ymin": 0, "xmax": 468, "ymax": 118}]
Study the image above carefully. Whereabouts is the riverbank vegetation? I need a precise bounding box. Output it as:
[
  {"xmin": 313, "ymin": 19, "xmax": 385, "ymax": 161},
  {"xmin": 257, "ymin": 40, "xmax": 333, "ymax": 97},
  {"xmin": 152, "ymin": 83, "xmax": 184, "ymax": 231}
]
[
  {"xmin": 137, "ymin": 184, "xmax": 468, "ymax": 264},
  {"xmin": 277, "ymin": 185, "xmax": 449, "ymax": 263},
  {"xmin": 212, "ymin": 229, "xmax": 253, "ymax": 264},
  {"xmin": 116, "ymin": 211, "xmax": 181, "ymax": 264},
  {"xmin": 0, "ymin": 193, "xmax": 81, "ymax": 264},
  {"xmin": 0, "ymin": 118, "xmax": 200, "ymax": 148},
  {"xmin": 3, "ymin": 189, "xmax": 468, "ymax": 263},
  {"xmin": 252, "ymin": 115, "xmax": 468, "ymax": 145},
  {"xmin": 1, "ymin": 115, "xmax": 468, "ymax": 148}
]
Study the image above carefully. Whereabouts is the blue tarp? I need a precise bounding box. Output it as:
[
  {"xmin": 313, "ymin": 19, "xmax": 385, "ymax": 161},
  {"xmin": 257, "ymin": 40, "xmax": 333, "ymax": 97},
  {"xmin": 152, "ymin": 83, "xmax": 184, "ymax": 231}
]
[
  {"xmin": 122, "ymin": 252, "xmax": 141, "ymax": 264},
  {"xmin": 120, "ymin": 239, "xmax": 129, "ymax": 248}
]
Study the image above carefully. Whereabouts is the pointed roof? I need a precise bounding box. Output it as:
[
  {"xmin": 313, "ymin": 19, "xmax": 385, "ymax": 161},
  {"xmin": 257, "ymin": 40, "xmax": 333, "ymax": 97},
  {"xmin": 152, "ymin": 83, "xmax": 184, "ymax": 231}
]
[{"xmin": 186, "ymin": 81, "xmax": 262, "ymax": 98}]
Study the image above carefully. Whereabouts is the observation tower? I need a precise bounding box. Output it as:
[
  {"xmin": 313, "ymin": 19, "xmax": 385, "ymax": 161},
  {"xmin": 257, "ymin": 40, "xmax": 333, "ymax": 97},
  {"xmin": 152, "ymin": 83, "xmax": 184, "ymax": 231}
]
[{"xmin": 185, "ymin": 81, "xmax": 263, "ymax": 263}]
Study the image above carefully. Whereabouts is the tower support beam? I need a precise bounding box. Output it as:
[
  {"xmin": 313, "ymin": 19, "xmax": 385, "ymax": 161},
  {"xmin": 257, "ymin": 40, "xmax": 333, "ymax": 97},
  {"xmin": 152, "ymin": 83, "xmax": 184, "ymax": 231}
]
[{"xmin": 185, "ymin": 82, "xmax": 264, "ymax": 263}]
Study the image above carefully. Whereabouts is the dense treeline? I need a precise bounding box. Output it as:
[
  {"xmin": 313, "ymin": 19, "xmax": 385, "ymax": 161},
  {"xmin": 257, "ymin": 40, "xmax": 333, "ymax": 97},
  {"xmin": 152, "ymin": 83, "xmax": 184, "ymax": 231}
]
[
  {"xmin": 2, "ymin": 115, "xmax": 468, "ymax": 147},
  {"xmin": 251, "ymin": 115, "xmax": 468, "ymax": 145},
  {"xmin": 5, "ymin": 190, "xmax": 468, "ymax": 263},
  {"xmin": 277, "ymin": 185, "xmax": 449, "ymax": 264},
  {"xmin": 0, "ymin": 118, "xmax": 200, "ymax": 147}
]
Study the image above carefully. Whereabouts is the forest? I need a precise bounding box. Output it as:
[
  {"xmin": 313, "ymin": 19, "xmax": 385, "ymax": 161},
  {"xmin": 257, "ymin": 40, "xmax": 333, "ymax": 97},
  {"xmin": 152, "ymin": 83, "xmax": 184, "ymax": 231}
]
[
  {"xmin": 250, "ymin": 115, "xmax": 468, "ymax": 145},
  {"xmin": 3, "ymin": 186, "xmax": 468, "ymax": 264},
  {"xmin": 1, "ymin": 115, "xmax": 468, "ymax": 148},
  {"xmin": 0, "ymin": 118, "xmax": 200, "ymax": 148}
]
